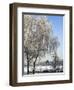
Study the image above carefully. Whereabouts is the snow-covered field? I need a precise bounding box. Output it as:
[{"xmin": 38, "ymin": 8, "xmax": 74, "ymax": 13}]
[{"xmin": 24, "ymin": 65, "xmax": 63, "ymax": 74}]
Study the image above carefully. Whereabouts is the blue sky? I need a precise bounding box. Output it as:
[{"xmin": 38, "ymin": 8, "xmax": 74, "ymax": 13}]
[{"xmin": 47, "ymin": 15, "xmax": 63, "ymax": 59}]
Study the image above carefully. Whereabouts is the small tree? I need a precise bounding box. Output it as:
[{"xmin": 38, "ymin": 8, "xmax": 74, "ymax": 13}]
[{"xmin": 49, "ymin": 37, "xmax": 60, "ymax": 70}]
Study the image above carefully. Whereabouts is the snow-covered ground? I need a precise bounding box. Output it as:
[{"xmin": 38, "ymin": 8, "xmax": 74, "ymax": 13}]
[{"xmin": 24, "ymin": 65, "xmax": 63, "ymax": 74}]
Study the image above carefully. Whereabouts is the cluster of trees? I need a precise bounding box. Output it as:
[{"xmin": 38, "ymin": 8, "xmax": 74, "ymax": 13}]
[{"xmin": 24, "ymin": 15, "xmax": 60, "ymax": 74}]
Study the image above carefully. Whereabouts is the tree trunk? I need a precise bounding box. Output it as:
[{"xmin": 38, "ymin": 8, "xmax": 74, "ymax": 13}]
[
  {"xmin": 53, "ymin": 52, "xmax": 57, "ymax": 72},
  {"xmin": 33, "ymin": 61, "xmax": 35, "ymax": 74},
  {"xmin": 27, "ymin": 59, "xmax": 29, "ymax": 74},
  {"xmin": 33, "ymin": 57, "xmax": 38, "ymax": 74},
  {"xmin": 27, "ymin": 55, "xmax": 29, "ymax": 74},
  {"xmin": 53, "ymin": 57, "xmax": 56, "ymax": 69}
]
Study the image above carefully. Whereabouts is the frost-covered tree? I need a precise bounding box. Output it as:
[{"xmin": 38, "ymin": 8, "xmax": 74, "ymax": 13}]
[
  {"xmin": 49, "ymin": 37, "xmax": 60, "ymax": 70},
  {"xmin": 24, "ymin": 15, "xmax": 59, "ymax": 74}
]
